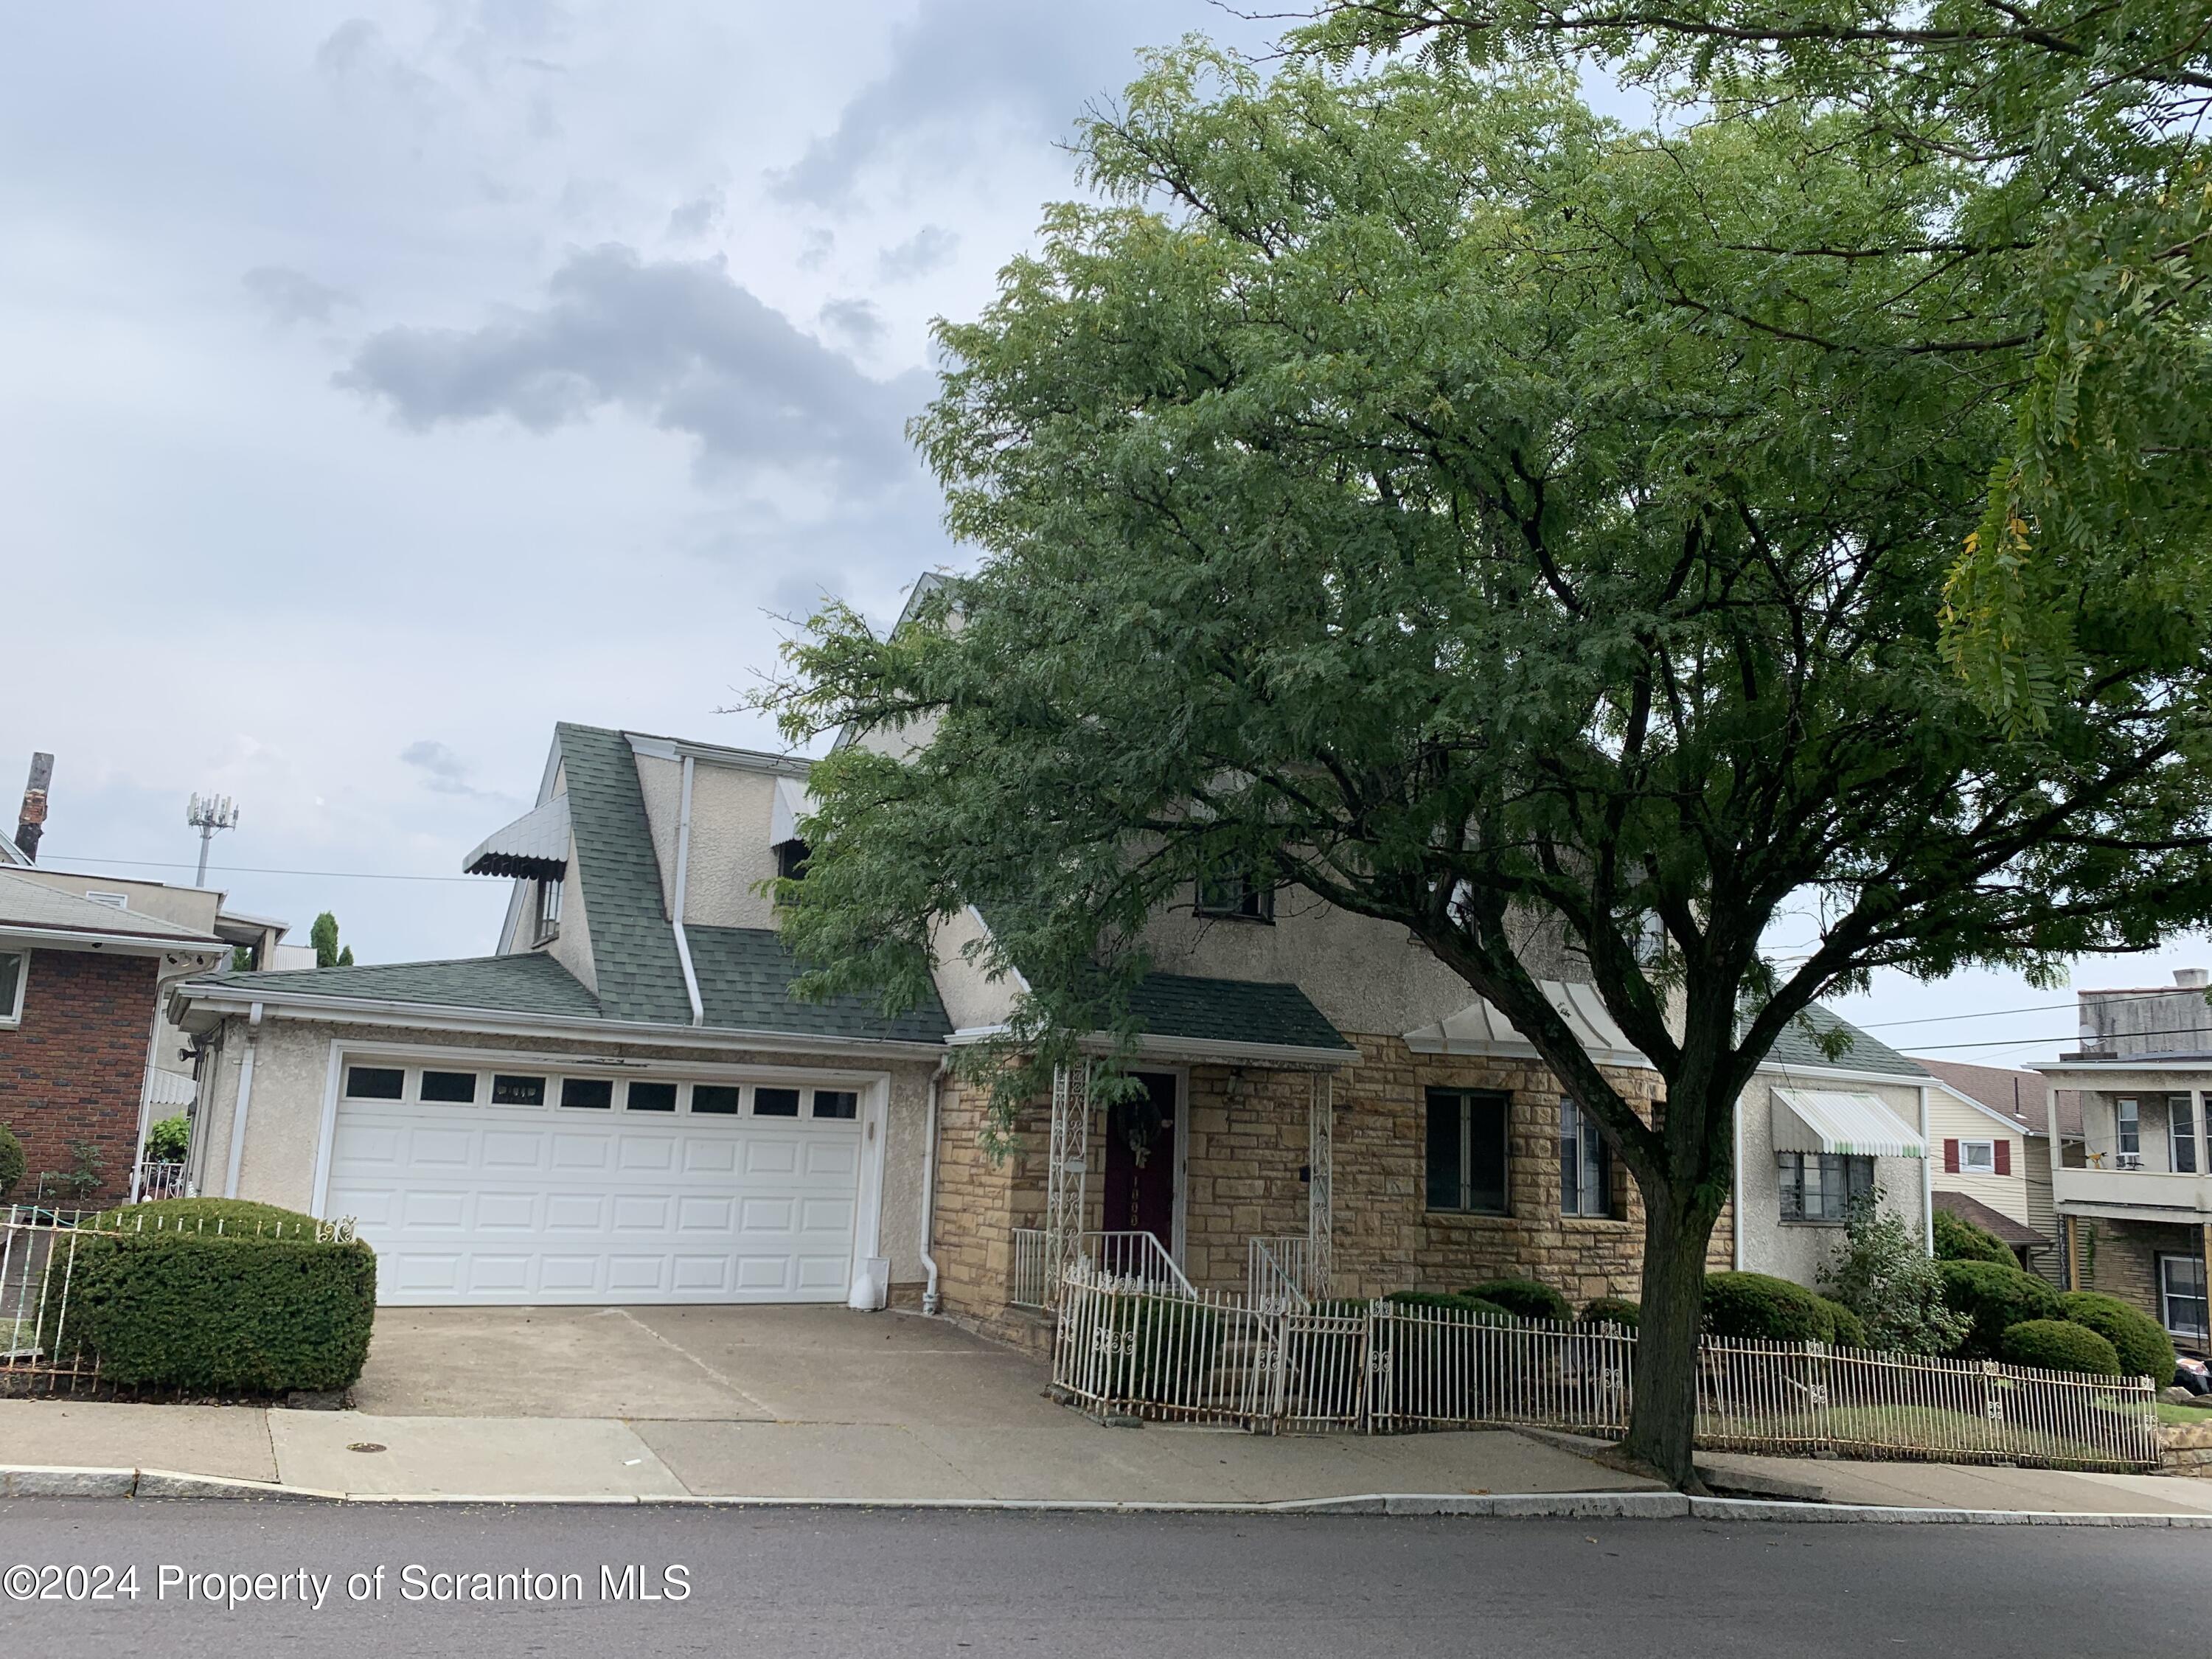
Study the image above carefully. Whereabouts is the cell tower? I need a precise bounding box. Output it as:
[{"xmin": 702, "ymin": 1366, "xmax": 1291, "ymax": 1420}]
[{"xmin": 187, "ymin": 793, "xmax": 240, "ymax": 886}]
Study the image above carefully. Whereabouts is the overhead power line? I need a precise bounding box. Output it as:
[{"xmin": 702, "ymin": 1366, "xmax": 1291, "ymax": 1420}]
[{"xmin": 38, "ymin": 855, "xmax": 481, "ymax": 885}]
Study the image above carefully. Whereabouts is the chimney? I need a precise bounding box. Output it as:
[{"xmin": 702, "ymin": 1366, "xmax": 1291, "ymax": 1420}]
[
  {"xmin": 15, "ymin": 752, "xmax": 51, "ymax": 863},
  {"xmin": 2176, "ymin": 968, "xmax": 2209, "ymax": 990}
]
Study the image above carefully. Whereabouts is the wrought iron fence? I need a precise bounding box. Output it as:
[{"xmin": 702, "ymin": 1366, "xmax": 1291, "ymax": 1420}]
[
  {"xmin": 1012, "ymin": 1228, "xmax": 1196, "ymax": 1310},
  {"xmin": 1246, "ymin": 1235, "xmax": 1317, "ymax": 1312},
  {"xmin": 130, "ymin": 1162, "xmax": 191, "ymax": 1203},
  {"xmin": 1049, "ymin": 1270, "xmax": 2160, "ymax": 1470}
]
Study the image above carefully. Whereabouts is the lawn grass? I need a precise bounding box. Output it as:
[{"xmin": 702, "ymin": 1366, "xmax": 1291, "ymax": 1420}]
[{"xmin": 2156, "ymin": 1399, "xmax": 2212, "ymax": 1426}]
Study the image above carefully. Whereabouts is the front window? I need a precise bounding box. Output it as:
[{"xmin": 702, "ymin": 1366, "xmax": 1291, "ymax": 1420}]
[
  {"xmin": 775, "ymin": 840, "xmax": 810, "ymax": 883},
  {"xmin": 2160, "ymin": 1255, "xmax": 2210, "ymax": 1344},
  {"xmin": 1559, "ymin": 1096, "xmax": 1613, "ymax": 1218},
  {"xmin": 2170, "ymin": 1094, "xmax": 2199, "ymax": 1175},
  {"xmin": 1960, "ymin": 1140, "xmax": 1996, "ymax": 1174},
  {"xmin": 1778, "ymin": 1152, "xmax": 1874, "ymax": 1223},
  {"xmin": 1195, "ymin": 872, "xmax": 1275, "ymax": 922},
  {"xmin": 2115, "ymin": 1096, "xmax": 2141, "ymax": 1166},
  {"xmin": 1425, "ymin": 1088, "xmax": 1509, "ymax": 1215},
  {"xmin": 0, "ymin": 950, "xmax": 24, "ymax": 1026}
]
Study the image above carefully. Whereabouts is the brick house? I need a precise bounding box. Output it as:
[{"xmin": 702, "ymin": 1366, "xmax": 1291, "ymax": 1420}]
[{"xmin": 0, "ymin": 870, "xmax": 225, "ymax": 1204}]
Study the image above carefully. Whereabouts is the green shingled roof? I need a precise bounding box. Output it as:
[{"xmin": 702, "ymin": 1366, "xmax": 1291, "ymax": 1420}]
[
  {"xmin": 1126, "ymin": 973, "xmax": 1353, "ymax": 1052},
  {"xmin": 209, "ymin": 951, "xmax": 604, "ymax": 1017},
  {"xmin": 1762, "ymin": 1004, "xmax": 1927, "ymax": 1077},
  {"xmin": 555, "ymin": 722, "xmax": 694, "ymax": 1026},
  {"xmin": 688, "ymin": 925, "xmax": 950, "ymax": 1043}
]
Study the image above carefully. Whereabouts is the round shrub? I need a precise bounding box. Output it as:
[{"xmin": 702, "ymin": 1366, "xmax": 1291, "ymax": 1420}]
[
  {"xmin": 1702, "ymin": 1271, "xmax": 1835, "ymax": 1343},
  {"xmin": 1933, "ymin": 1208, "xmax": 2014, "ymax": 1265},
  {"xmin": 140, "ymin": 1115, "xmax": 191, "ymax": 1165},
  {"xmin": 0, "ymin": 1123, "xmax": 24, "ymax": 1200},
  {"xmin": 1461, "ymin": 1278, "xmax": 1572, "ymax": 1324},
  {"xmin": 1388, "ymin": 1290, "xmax": 1514, "ymax": 1324},
  {"xmin": 2059, "ymin": 1290, "xmax": 2177, "ymax": 1387},
  {"xmin": 2000, "ymin": 1318, "xmax": 2122, "ymax": 1377},
  {"xmin": 1938, "ymin": 1259, "xmax": 2062, "ymax": 1357},
  {"xmin": 1818, "ymin": 1298, "xmax": 1869, "ymax": 1349},
  {"xmin": 1579, "ymin": 1296, "xmax": 1641, "ymax": 1329}
]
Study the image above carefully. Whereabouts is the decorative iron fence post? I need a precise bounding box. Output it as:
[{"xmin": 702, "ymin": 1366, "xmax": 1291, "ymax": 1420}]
[
  {"xmin": 1043, "ymin": 1062, "xmax": 1091, "ymax": 1309},
  {"xmin": 1307, "ymin": 1072, "xmax": 1334, "ymax": 1297}
]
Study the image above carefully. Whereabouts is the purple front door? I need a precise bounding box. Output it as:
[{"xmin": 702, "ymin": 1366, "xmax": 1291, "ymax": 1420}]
[{"xmin": 1102, "ymin": 1071, "xmax": 1178, "ymax": 1244}]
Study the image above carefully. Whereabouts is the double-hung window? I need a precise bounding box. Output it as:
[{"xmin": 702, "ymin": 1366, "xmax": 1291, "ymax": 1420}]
[
  {"xmin": 2115, "ymin": 1096, "xmax": 2142, "ymax": 1166},
  {"xmin": 1559, "ymin": 1096, "xmax": 1613, "ymax": 1218},
  {"xmin": 534, "ymin": 877, "xmax": 563, "ymax": 944},
  {"xmin": 1959, "ymin": 1140, "xmax": 1996, "ymax": 1174},
  {"xmin": 0, "ymin": 950, "xmax": 24, "ymax": 1027},
  {"xmin": 2160, "ymin": 1254, "xmax": 2211, "ymax": 1344},
  {"xmin": 1195, "ymin": 871, "xmax": 1274, "ymax": 922},
  {"xmin": 2169, "ymin": 1094, "xmax": 2200, "ymax": 1175},
  {"xmin": 1425, "ymin": 1088, "xmax": 1509, "ymax": 1215},
  {"xmin": 1778, "ymin": 1152, "xmax": 1874, "ymax": 1223}
]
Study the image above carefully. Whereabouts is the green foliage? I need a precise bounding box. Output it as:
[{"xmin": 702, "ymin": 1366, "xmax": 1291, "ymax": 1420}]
[
  {"xmin": 140, "ymin": 1116, "xmax": 190, "ymax": 1166},
  {"xmin": 1820, "ymin": 1198, "xmax": 1975, "ymax": 1355},
  {"xmin": 1938, "ymin": 1259, "xmax": 2064, "ymax": 1357},
  {"xmin": 94, "ymin": 1198, "xmax": 328, "ymax": 1237},
  {"xmin": 229, "ymin": 945, "xmax": 253, "ymax": 973},
  {"xmin": 2059, "ymin": 1291, "xmax": 2177, "ymax": 1388},
  {"xmin": 1461, "ymin": 1279, "xmax": 1572, "ymax": 1324},
  {"xmin": 2000, "ymin": 1319, "xmax": 2122, "ymax": 1379},
  {"xmin": 1579, "ymin": 1296, "xmax": 1641, "ymax": 1329},
  {"xmin": 1099, "ymin": 1293, "xmax": 1221, "ymax": 1402},
  {"xmin": 40, "ymin": 1139, "xmax": 104, "ymax": 1201},
  {"xmin": 1933, "ymin": 1209, "xmax": 2015, "ymax": 1265},
  {"xmin": 1702, "ymin": 1273, "xmax": 1835, "ymax": 1344},
  {"xmin": 310, "ymin": 912, "xmax": 342, "ymax": 970},
  {"xmin": 1388, "ymin": 1290, "xmax": 1514, "ymax": 1324},
  {"xmin": 44, "ymin": 1215, "xmax": 376, "ymax": 1393},
  {"xmin": 0, "ymin": 1124, "xmax": 23, "ymax": 1200},
  {"xmin": 1818, "ymin": 1298, "xmax": 1869, "ymax": 1350}
]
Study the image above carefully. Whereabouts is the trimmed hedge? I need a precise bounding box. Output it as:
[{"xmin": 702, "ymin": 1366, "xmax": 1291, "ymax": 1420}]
[
  {"xmin": 2059, "ymin": 1291, "xmax": 2177, "ymax": 1387},
  {"xmin": 1818, "ymin": 1297, "xmax": 1869, "ymax": 1349},
  {"xmin": 1460, "ymin": 1278, "xmax": 1573, "ymax": 1324},
  {"xmin": 1579, "ymin": 1296, "xmax": 1641, "ymax": 1329},
  {"xmin": 0, "ymin": 1123, "xmax": 23, "ymax": 1199},
  {"xmin": 49, "ymin": 1204, "xmax": 376, "ymax": 1394},
  {"xmin": 1702, "ymin": 1272, "xmax": 1836, "ymax": 1343},
  {"xmin": 1938, "ymin": 1259, "xmax": 2062, "ymax": 1357},
  {"xmin": 1389, "ymin": 1290, "xmax": 1514, "ymax": 1324},
  {"xmin": 2000, "ymin": 1318, "xmax": 2123, "ymax": 1378},
  {"xmin": 96, "ymin": 1197, "xmax": 328, "ymax": 1237},
  {"xmin": 1933, "ymin": 1208, "xmax": 2014, "ymax": 1265}
]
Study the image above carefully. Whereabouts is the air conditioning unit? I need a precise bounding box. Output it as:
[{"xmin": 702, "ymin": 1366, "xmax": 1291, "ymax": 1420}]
[{"xmin": 2116, "ymin": 1153, "xmax": 2143, "ymax": 1171}]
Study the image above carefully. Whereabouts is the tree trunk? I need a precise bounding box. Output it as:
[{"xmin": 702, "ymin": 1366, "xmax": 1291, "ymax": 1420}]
[{"xmin": 1622, "ymin": 1195, "xmax": 1716, "ymax": 1490}]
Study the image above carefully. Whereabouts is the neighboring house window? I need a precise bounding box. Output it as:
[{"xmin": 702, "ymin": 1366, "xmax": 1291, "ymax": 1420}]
[
  {"xmin": 775, "ymin": 840, "xmax": 810, "ymax": 883},
  {"xmin": 1959, "ymin": 1139, "xmax": 1996, "ymax": 1174},
  {"xmin": 534, "ymin": 877, "xmax": 563, "ymax": 943},
  {"xmin": 2160, "ymin": 1254, "xmax": 2211, "ymax": 1344},
  {"xmin": 2169, "ymin": 1094, "xmax": 2199, "ymax": 1175},
  {"xmin": 0, "ymin": 950, "xmax": 24, "ymax": 1027},
  {"xmin": 2115, "ymin": 1096, "xmax": 2141, "ymax": 1166},
  {"xmin": 1778, "ymin": 1152, "xmax": 1874, "ymax": 1223},
  {"xmin": 1425, "ymin": 1088, "xmax": 1509, "ymax": 1215},
  {"xmin": 1559, "ymin": 1096, "xmax": 1613, "ymax": 1218},
  {"xmin": 1195, "ymin": 871, "xmax": 1275, "ymax": 922}
]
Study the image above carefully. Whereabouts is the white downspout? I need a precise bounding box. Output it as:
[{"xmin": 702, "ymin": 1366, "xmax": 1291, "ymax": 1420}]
[
  {"xmin": 223, "ymin": 1001, "xmax": 263, "ymax": 1199},
  {"xmin": 920, "ymin": 1057, "xmax": 948, "ymax": 1314},
  {"xmin": 670, "ymin": 754, "xmax": 704, "ymax": 1026},
  {"xmin": 1917, "ymin": 1082, "xmax": 1934, "ymax": 1253}
]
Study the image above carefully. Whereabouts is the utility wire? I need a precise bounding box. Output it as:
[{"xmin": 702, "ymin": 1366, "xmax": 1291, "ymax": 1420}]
[{"xmin": 34, "ymin": 855, "xmax": 481, "ymax": 885}]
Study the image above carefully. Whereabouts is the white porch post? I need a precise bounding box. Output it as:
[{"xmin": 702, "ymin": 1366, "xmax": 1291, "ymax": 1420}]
[
  {"xmin": 1308, "ymin": 1071, "xmax": 1335, "ymax": 1296},
  {"xmin": 1044, "ymin": 1062, "xmax": 1091, "ymax": 1306}
]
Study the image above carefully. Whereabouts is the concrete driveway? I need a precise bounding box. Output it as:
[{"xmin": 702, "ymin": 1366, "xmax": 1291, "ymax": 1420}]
[{"xmin": 352, "ymin": 1304, "xmax": 1071, "ymax": 1427}]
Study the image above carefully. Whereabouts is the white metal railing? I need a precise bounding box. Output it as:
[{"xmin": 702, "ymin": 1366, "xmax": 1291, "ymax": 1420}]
[
  {"xmin": 1247, "ymin": 1236, "xmax": 1315, "ymax": 1312},
  {"xmin": 130, "ymin": 1162, "xmax": 191, "ymax": 1203},
  {"xmin": 1012, "ymin": 1228, "xmax": 1051, "ymax": 1310},
  {"xmin": 1011, "ymin": 1228, "xmax": 1194, "ymax": 1310},
  {"xmin": 1048, "ymin": 1273, "xmax": 2161, "ymax": 1469}
]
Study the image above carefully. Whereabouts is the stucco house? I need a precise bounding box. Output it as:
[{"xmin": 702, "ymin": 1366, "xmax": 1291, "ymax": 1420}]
[{"xmin": 0, "ymin": 869, "xmax": 226, "ymax": 1203}]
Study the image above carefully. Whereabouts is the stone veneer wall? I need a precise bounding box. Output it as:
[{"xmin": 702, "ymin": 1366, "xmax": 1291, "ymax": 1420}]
[{"xmin": 2075, "ymin": 1216, "xmax": 2200, "ymax": 1329}]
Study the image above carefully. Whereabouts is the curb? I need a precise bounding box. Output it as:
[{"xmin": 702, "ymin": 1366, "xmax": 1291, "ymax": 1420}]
[{"xmin": 6, "ymin": 1467, "xmax": 2212, "ymax": 1523}]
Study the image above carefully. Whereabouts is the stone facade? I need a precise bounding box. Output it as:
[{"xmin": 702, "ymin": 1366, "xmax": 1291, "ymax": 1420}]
[
  {"xmin": 0, "ymin": 948, "xmax": 157, "ymax": 1203},
  {"xmin": 2070, "ymin": 1214, "xmax": 2202, "ymax": 1334}
]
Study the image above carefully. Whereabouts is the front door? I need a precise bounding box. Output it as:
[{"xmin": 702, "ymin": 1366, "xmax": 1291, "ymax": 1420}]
[{"xmin": 1102, "ymin": 1071, "xmax": 1178, "ymax": 1247}]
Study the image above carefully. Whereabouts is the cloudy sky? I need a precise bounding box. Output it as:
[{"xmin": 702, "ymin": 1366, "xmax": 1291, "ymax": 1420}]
[{"xmin": 2, "ymin": 1, "xmax": 2199, "ymax": 1062}]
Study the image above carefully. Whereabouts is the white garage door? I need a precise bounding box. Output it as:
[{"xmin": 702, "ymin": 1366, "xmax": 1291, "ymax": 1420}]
[{"xmin": 323, "ymin": 1059, "xmax": 870, "ymax": 1306}]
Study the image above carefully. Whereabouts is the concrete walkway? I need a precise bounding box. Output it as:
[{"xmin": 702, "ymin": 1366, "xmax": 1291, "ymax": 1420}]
[{"xmin": 1698, "ymin": 1450, "xmax": 2212, "ymax": 1517}]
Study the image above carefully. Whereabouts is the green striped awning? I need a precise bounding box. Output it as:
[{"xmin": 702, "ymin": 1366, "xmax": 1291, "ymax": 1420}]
[{"xmin": 1770, "ymin": 1088, "xmax": 1926, "ymax": 1159}]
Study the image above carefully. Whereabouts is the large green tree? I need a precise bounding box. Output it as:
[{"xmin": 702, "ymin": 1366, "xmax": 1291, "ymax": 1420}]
[{"xmin": 767, "ymin": 50, "xmax": 2212, "ymax": 1486}]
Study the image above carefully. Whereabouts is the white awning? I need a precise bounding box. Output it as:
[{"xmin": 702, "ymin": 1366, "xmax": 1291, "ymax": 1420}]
[
  {"xmin": 1771, "ymin": 1088, "xmax": 1925, "ymax": 1158},
  {"xmin": 462, "ymin": 794, "xmax": 571, "ymax": 880},
  {"xmin": 145, "ymin": 1069, "xmax": 197, "ymax": 1110},
  {"xmin": 771, "ymin": 776, "xmax": 814, "ymax": 848},
  {"xmin": 1402, "ymin": 979, "xmax": 1652, "ymax": 1070}
]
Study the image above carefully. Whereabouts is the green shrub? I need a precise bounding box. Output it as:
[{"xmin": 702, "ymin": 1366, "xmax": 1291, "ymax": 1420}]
[
  {"xmin": 2000, "ymin": 1318, "xmax": 2122, "ymax": 1377},
  {"xmin": 0, "ymin": 1123, "xmax": 23, "ymax": 1200},
  {"xmin": 1702, "ymin": 1272, "xmax": 1835, "ymax": 1343},
  {"xmin": 2059, "ymin": 1291, "xmax": 2177, "ymax": 1387},
  {"xmin": 1460, "ymin": 1278, "xmax": 1572, "ymax": 1323},
  {"xmin": 1579, "ymin": 1296, "xmax": 1641, "ymax": 1329},
  {"xmin": 1818, "ymin": 1298, "xmax": 1869, "ymax": 1349},
  {"xmin": 1388, "ymin": 1290, "xmax": 1514, "ymax": 1323},
  {"xmin": 1819, "ymin": 1197, "xmax": 1973, "ymax": 1355},
  {"xmin": 94, "ymin": 1198, "xmax": 328, "ymax": 1237},
  {"xmin": 1096, "ymin": 1293, "xmax": 1222, "ymax": 1402},
  {"xmin": 46, "ymin": 1207, "xmax": 375, "ymax": 1394},
  {"xmin": 140, "ymin": 1116, "xmax": 191, "ymax": 1165},
  {"xmin": 1938, "ymin": 1259, "xmax": 2062, "ymax": 1357},
  {"xmin": 1933, "ymin": 1208, "xmax": 2015, "ymax": 1265}
]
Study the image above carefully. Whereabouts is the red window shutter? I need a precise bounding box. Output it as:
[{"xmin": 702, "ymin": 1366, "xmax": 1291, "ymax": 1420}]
[
  {"xmin": 1994, "ymin": 1141, "xmax": 2011, "ymax": 1175},
  {"xmin": 1943, "ymin": 1138, "xmax": 1961, "ymax": 1174}
]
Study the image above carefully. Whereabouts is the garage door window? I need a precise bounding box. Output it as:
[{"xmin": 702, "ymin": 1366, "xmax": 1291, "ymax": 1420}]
[
  {"xmin": 754, "ymin": 1087, "xmax": 801, "ymax": 1117},
  {"xmin": 345, "ymin": 1065, "xmax": 405, "ymax": 1100},
  {"xmin": 492, "ymin": 1074, "xmax": 546, "ymax": 1106},
  {"xmin": 560, "ymin": 1078, "xmax": 613, "ymax": 1110},
  {"xmin": 812, "ymin": 1089, "xmax": 859, "ymax": 1120},
  {"xmin": 691, "ymin": 1084, "xmax": 741, "ymax": 1115},
  {"xmin": 627, "ymin": 1081, "xmax": 678, "ymax": 1111},
  {"xmin": 420, "ymin": 1070, "xmax": 477, "ymax": 1104}
]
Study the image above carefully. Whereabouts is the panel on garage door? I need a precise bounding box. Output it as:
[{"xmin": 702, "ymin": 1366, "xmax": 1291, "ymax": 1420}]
[{"xmin": 327, "ymin": 1093, "xmax": 863, "ymax": 1306}]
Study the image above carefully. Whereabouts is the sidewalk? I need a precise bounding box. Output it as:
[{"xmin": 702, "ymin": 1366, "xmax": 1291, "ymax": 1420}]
[{"xmin": 1697, "ymin": 1450, "xmax": 2212, "ymax": 1517}]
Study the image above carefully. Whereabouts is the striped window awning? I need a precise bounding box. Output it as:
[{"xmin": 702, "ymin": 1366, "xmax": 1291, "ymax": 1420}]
[{"xmin": 1771, "ymin": 1088, "xmax": 1926, "ymax": 1159}]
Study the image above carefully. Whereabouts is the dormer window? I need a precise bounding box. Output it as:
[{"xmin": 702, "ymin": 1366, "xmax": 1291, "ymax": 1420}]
[
  {"xmin": 775, "ymin": 840, "xmax": 810, "ymax": 883},
  {"xmin": 534, "ymin": 877, "xmax": 563, "ymax": 944},
  {"xmin": 1196, "ymin": 871, "xmax": 1274, "ymax": 922}
]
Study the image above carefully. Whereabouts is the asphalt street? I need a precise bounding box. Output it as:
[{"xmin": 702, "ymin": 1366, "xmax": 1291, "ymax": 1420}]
[{"xmin": 1, "ymin": 1501, "xmax": 2206, "ymax": 1658}]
